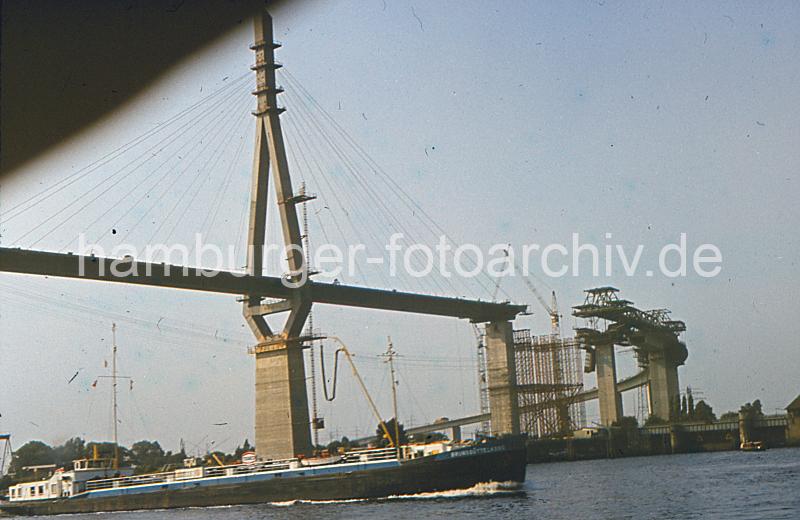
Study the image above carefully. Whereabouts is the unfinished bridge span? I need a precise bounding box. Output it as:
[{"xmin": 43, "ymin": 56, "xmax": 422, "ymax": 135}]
[{"xmin": 0, "ymin": 11, "xmax": 530, "ymax": 460}]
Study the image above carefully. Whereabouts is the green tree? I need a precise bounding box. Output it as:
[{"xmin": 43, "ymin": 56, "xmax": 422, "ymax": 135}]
[
  {"xmin": 693, "ymin": 400, "xmax": 716, "ymax": 422},
  {"xmin": 9, "ymin": 441, "xmax": 55, "ymax": 475},
  {"xmin": 644, "ymin": 415, "xmax": 667, "ymax": 426},
  {"xmin": 409, "ymin": 432, "xmax": 447, "ymax": 443},
  {"xmin": 52, "ymin": 437, "xmax": 86, "ymax": 466},
  {"xmin": 739, "ymin": 400, "xmax": 765, "ymax": 420},
  {"xmin": 375, "ymin": 418, "xmax": 407, "ymax": 448},
  {"xmin": 672, "ymin": 395, "xmax": 681, "ymax": 420},
  {"xmin": 84, "ymin": 441, "xmax": 132, "ymax": 468},
  {"xmin": 129, "ymin": 440, "xmax": 166, "ymax": 473},
  {"xmin": 158, "ymin": 449, "xmax": 188, "ymax": 470},
  {"xmin": 232, "ymin": 439, "xmax": 253, "ymax": 461},
  {"xmin": 326, "ymin": 436, "xmax": 353, "ymax": 454},
  {"xmin": 612, "ymin": 416, "xmax": 639, "ymax": 430},
  {"xmin": 205, "ymin": 451, "xmax": 231, "ymax": 466},
  {"xmin": 744, "ymin": 400, "xmax": 764, "ymax": 417}
]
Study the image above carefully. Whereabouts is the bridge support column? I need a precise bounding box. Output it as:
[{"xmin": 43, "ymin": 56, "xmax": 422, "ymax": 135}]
[
  {"xmin": 648, "ymin": 350, "xmax": 679, "ymax": 422},
  {"xmin": 485, "ymin": 321, "xmax": 520, "ymax": 435},
  {"xmin": 596, "ymin": 342, "xmax": 622, "ymax": 426},
  {"xmin": 254, "ymin": 342, "xmax": 312, "ymax": 460},
  {"xmin": 451, "ymin": 425, "xmax": 462, "ymax": 443}
]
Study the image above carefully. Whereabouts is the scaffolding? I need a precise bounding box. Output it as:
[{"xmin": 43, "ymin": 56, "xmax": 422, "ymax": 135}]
[
  {"xmin": 635, "ymin": 384, "xmax": 651, "ymax": 425},
  {"xmin": 514, "ymin": 330, "xmax": 585, "ymax": 437},
  {"xmin": 475, "ymin": 329, "xmax": 491, "ymax": 435}
]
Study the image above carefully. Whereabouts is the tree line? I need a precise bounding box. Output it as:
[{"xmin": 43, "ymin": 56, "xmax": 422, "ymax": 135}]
[{"xmin": 1, "ymin": 437, "xmax": 255, "ymax": 489}]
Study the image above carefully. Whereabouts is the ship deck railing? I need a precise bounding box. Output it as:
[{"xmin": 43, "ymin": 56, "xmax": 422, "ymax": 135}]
[
  {"xmin": 83, "ymin": 447, "xmax": 399, "ymax": 492},
  {"xmin": 342, "ymin": 447, "xmax": 398, "ymax": 463}
]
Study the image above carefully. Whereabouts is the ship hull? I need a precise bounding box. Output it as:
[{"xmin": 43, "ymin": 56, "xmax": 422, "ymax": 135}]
[{"xmin": 1, "ymin": 439, "xmax": 526, "ymax": 516}]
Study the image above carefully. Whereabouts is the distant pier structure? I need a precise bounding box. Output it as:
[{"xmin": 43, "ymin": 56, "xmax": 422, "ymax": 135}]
[
  {"xmin": 573, "ymin": 287, "xmax": 688, "ymax": 426},
  {"xmin": 385, "ymin": 287, "xmax": 688, "ymax": 441}
]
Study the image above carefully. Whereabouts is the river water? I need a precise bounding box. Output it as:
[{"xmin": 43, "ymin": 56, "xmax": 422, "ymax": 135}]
[{"xmin": 21, "ymin": 447, "xmax": 800, "ymax": 519}]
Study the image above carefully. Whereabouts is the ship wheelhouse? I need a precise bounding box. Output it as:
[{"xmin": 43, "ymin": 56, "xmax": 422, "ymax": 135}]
[{"xmin": 8, "ymin": 458, "xmax": 133, "ymax": 502}]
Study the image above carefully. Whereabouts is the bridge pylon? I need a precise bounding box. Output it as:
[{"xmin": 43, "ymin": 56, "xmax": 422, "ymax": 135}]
[
  {"xmin": 485, "ymin": 321, "xmax": 520, "ymax": 435},
  {"xmin": 244, "ymin": 11, "xmax": 313, "ymax": 460}
]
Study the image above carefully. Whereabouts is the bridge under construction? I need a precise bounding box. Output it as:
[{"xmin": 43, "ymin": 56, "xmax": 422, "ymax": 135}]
[
  {"xmin": 0, "ymin": 12, "xmax": 529, "ymax": 460},
  {"xmin": 0, "ymin": 11, "xmax": 689, "ymax": 456},
  {"xmin": 397, "ymin": 287, "xmax": 688, "ymax": 442}
]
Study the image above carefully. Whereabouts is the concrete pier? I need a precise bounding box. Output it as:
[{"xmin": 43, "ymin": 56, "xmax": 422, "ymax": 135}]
[
  {"xmin": 254, "ymin": 343, "xmax": 312, "ymax": 459},
  {"xmin": 648, "ymin": 349, "xmax": 680, "ymax": 422},
  {"xmin": 485, "ymin": 321, "xmax": 520, "ymax": 435},
  {"xmin": 738, "ymin": 411, "xmax": 752, "ymax": 445},
  {"xmin": 595, "ymin": 342, "xmax": 622, "ymax": 426}
]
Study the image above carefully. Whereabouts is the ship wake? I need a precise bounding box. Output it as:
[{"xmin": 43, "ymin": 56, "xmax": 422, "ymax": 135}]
[
  {"xmin": 384, "ymin": 481, "xmax": 525, "ymax": 501},
  {"xmin": 269, "ymin": 481, "xmax": 524, "ymax": 507}
]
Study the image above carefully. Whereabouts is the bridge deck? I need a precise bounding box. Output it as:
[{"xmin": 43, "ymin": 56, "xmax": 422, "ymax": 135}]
[{"xmin": 0, "ymin": 248, "xmax": 525, "ymax": 323}]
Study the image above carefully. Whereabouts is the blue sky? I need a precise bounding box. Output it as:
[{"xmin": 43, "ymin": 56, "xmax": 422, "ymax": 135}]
[{"xmin": 1, "ymin": 0, "xmax": 798, "ymax": 451}]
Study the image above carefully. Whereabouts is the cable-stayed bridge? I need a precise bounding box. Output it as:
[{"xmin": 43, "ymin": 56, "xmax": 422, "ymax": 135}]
[
  {"xmin": 0, "ymin": 11, "xmax": 689, "ymax": 457},
  {"xmin": 0, "ymin": 12, "xmax": 527, "ymax": 459}
]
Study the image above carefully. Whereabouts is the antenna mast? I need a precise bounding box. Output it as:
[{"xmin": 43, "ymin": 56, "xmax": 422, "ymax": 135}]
[
  {"xmin": 111, "ymin": 323, "xmax": 119, "ymax": 469},
  {"xmin": 299, "ymin": 182, "xmax": 321, "ymax": 447}
]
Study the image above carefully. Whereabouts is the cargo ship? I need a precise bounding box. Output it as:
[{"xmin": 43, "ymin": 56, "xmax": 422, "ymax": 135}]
[
  {"xmin": 1, "ymin": 437, "xmax": 526, "ymax": 515},
  {"xmin": 1, "ymin": 324, "xmax": 527, "ymax": 515}
]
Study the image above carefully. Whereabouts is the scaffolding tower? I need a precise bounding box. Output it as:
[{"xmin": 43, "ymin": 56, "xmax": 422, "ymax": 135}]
[
  {"xmin": 514, "ymin": 329, "xmax": 585, "ymax": 437},
  {"xmin": 474, "ymin": 326, "xmax": 491, "ymax": 435}
]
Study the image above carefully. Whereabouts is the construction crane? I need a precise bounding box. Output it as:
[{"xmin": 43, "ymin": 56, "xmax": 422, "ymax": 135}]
[
  {"xmin": 490, "ymin": 246, "xmax": 560, "ymax": 333},
  {"xmin": 502, "ymin": 252, "xmax": 560, "ymax": 335},
  {"xmin": 520, "ymin": 276, "xmax": 561, "ymax": 335}
]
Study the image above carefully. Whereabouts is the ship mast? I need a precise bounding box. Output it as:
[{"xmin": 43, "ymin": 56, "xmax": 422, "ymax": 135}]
[{"xmin": 382, "ymin": 338, "xmax": 401, "ymax": 459}]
